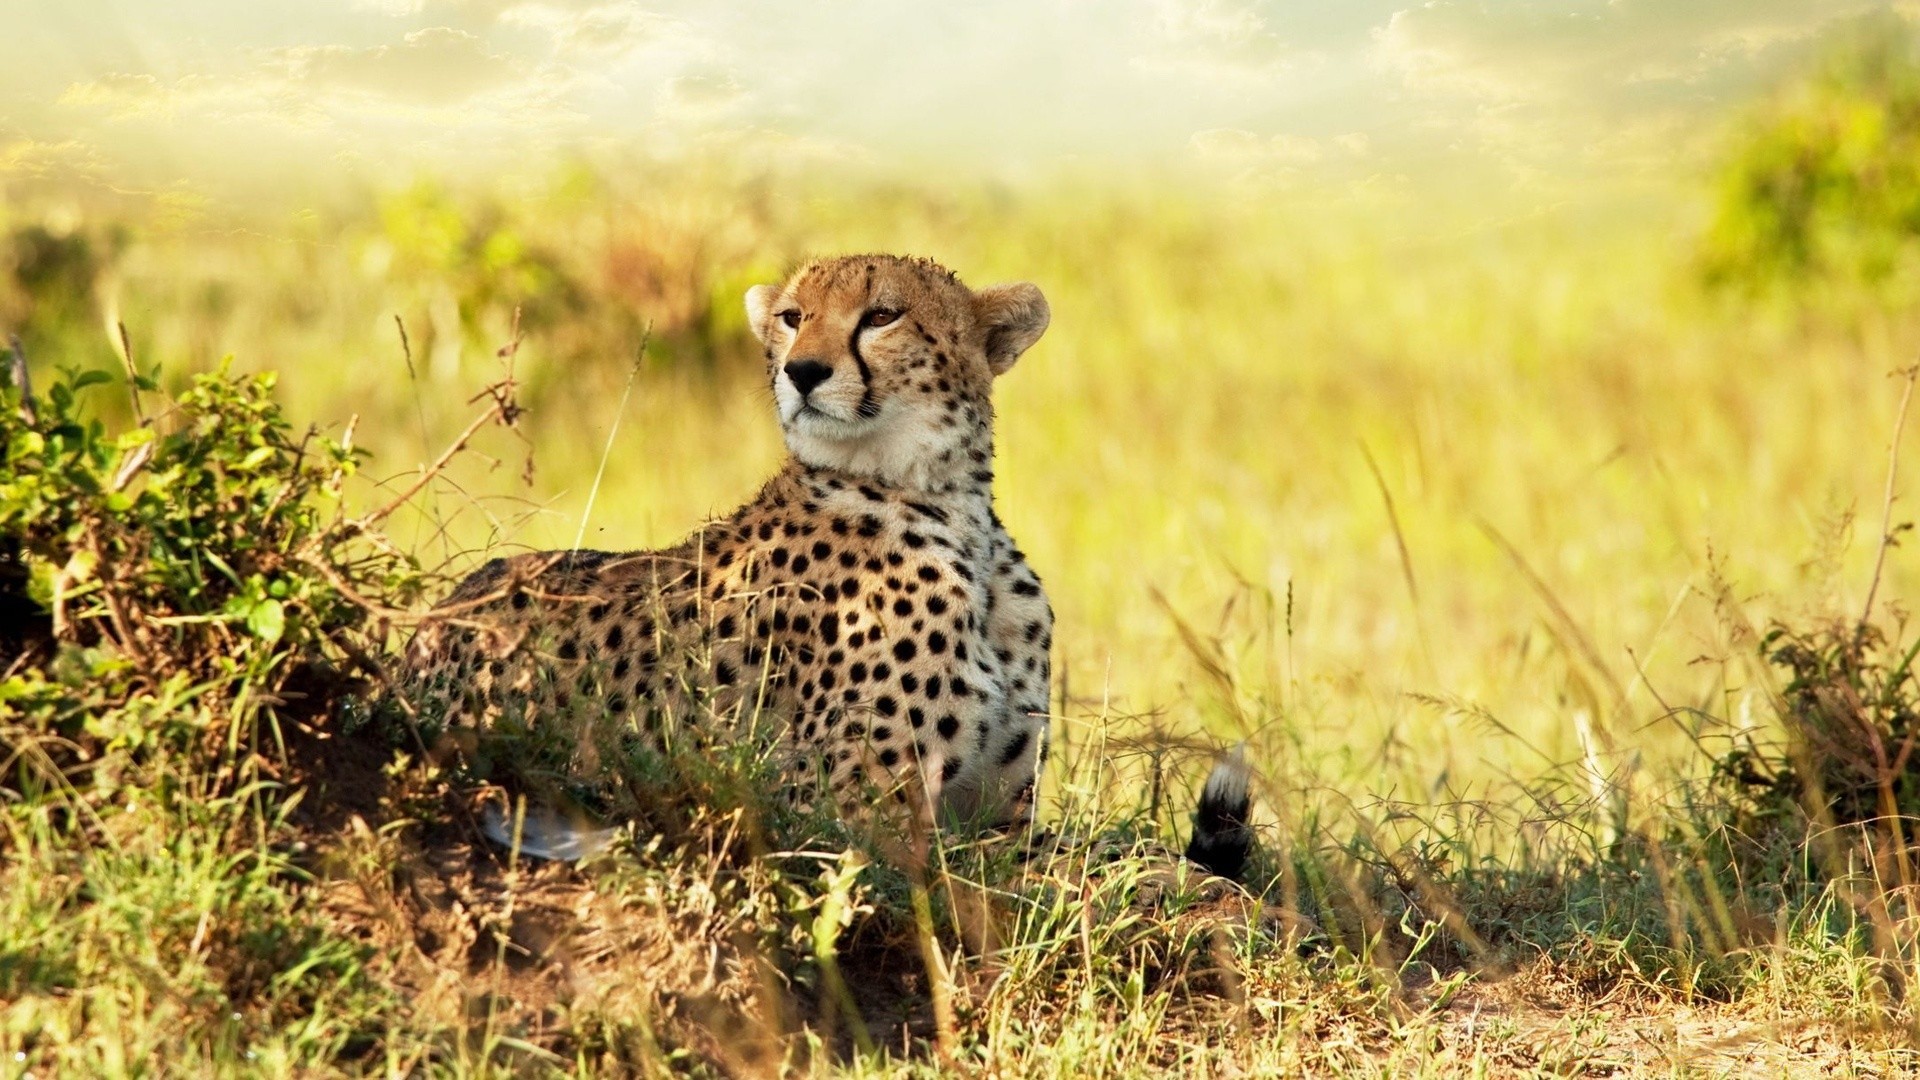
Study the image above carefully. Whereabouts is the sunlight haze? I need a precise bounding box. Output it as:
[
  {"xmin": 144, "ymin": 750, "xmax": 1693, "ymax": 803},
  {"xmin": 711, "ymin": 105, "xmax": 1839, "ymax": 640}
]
[{"xmin": 6, "ymin": 0, "xmax": 1907, "ymax": 204}]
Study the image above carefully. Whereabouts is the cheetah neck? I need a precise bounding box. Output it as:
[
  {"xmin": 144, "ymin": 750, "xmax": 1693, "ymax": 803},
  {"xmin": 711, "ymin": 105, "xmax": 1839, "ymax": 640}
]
[
  {"xmin": 785, "ymin": 417, "xmax": 996, "ymax": 497},
  {"xmin": 777, "ymin": 446, "xmax": 995, "ymax": 513}
]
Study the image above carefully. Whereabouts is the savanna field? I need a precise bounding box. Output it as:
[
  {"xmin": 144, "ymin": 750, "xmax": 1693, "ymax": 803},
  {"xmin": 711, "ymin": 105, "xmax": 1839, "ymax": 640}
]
[{"xmin": 14, "ymin": 44, "xmax": 1920, "ymax": 1076}]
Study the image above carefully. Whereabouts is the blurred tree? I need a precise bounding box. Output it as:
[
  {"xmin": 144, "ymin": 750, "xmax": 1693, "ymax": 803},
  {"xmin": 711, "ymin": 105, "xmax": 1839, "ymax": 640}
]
[{"xmin": 1702, "ymin": 21, "xmax": 1920, "ymax": 295}]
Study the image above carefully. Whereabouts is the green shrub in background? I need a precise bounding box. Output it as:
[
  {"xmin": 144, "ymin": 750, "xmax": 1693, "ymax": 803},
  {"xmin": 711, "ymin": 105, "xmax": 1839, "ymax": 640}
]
[{"xmin": 1703, "ymin": 20, "xmax": 1920, "ymax": 295}]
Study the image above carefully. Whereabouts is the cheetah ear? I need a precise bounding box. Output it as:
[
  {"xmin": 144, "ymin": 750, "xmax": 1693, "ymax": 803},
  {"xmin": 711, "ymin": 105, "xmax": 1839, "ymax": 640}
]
[
  {"xmin": 974, "ymin": 282, "xmax": 1049, "ymax": 376},
  {"xmin": 745, "ymin": 284, "xmax": 781, "ymax": 344}
]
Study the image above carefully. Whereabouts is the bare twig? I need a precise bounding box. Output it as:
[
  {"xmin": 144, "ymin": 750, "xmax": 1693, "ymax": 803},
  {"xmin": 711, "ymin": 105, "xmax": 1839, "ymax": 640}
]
[
  {"xmin": 363, "ymin": 391, "xmax": 510, "ymax": 525},
  {"xmin": 1860, "ymin": 364, "xmax": 1920, "ymax": 630}
]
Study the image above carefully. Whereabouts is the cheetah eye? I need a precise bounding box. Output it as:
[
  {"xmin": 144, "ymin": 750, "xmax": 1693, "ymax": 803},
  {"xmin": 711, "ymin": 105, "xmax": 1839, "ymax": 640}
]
[
  {"xmin": 864, "ymin": 309, "xmax": 900, "ymax": 329},
  {"xmin": 779, "ymin": 310, "xmax": 802, "ymax": 330}
]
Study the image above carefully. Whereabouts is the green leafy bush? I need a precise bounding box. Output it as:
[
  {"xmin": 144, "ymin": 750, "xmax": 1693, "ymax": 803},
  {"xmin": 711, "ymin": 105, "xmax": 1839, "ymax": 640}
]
[
  {"xmin": 0, "ymin": 350, "xmax": 424, "ymax": 780},
  {"xmin": 1702, "ymin": 21, "xmax": 1920, "ymax": 294}
]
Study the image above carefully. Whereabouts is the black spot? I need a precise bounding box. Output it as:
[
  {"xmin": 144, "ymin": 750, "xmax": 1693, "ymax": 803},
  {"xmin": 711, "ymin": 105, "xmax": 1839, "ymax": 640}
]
[
  {"xmin": 717, "ymin": 614, "xmax": 738, "ymax": 638},
  {"xmin": 812, "ymin": 541, "xmax": 832, "ymax": 560},
  {"xmin": 558, "ymin": 639, "xmax": 579, "ymax": 661},
  {"xmin": 758, "ymin": 522, "xmax": 776, "ymax": 541},
  {"xmin": 879, "ymin": 748, "xmax": 900, "ymax": 768},
  {"xmin": 820, "ymin": 669, "xmax": 837, "ymax": 691},
  {"xmin": 842, "ymin": 577, "xmax": 860, "ymax": 600},
  {"xmin": 894, "ymin": 598, "xmax": 914, "ymax": 617},
  {"xmin": 937, "ymin": 714, "xmax": 960, "ymax": 740},
  {"xmin": 791, "ymin": 555, "xmax": 811, "ymax": 574},
  {"xmin": 908, "ymin": 706, "xmax": 926, "ymax": 728},
  {"xmin": 917, "ymin": 565, "xmax": 940, "ymax": 582},
  {"xmin": 903, "ymin": 531, "xmax": 926, "ymax": 548},
  {"xmin": 893, "ymin": 639, "xmax": 917, "ymax": 662},
  {"xmin": 606, "ymin": 624, "xmax": 625, "ymax": 650},
  {"xmin": 589, "ymin": 603, "xmax": 610, "ymax": 622},
  {"xmin": 999, "ymin": 730, "xmax": 1032, "ymax": 766},
  {"xmin": 716, "ymin": 660, "xmax": 738, "ymax": 686},
  {"xmin": 510, "ymin": 591, "xmax": 529, "ymax": 610},
  {"xmin": 849, "ymin": 630, "xmax": 866, "ymax": 648},
  {"xmin": 771, "ymin": 548, "xmax": 789, "ymax": 568},
  {"xmin": 850, "ymin": 662, "xmax": 869, "ymax": 683},
  {"xmin": 927, "ymin": 631, "xmax": 947, "ymax": 655},
  {"xmin": 872, "ymin": 662, "xmax": 891, "ymax": 680},
  {"xmin": 941, "ymin": 758, "xmax": 963, "ymax": 782},
  {"xmin": 839, "ymin": 552, "xmax": 858, "ymax": 568},
  {"xmin": 886, "ymin": 552, "xmax": 905, "ymax": 567},
  {"xmin": 873, "ymin": 724, "xmax": 893, "ymax": 741},
  {"xmin": 820, "ymin": 613, "xmax": 840, "ymax": 645},
  {"xmin": 875, "ymin": 696, "xmax": 898, "ymax": 717},
  {"xmin": 858, "ymin": 515, "xmax": 883, "ymax": 538},
  {"xmin": 926, "ymin": 596, "xmax": 948, "ymax": 616},
  {"xmin": 925, "ymin": 676, "xmax": 942, "ymax": 700},
  {"xmin": 1012, "ymin": 579, "xmax": 1042, "ymax": 597},
  {"xmin": 792, "ymin": 614, "xmax": 812, "ymax": 634},
  {"xmin": 900, "ymin": 673, "xmax": 919, "ymax": 693}
]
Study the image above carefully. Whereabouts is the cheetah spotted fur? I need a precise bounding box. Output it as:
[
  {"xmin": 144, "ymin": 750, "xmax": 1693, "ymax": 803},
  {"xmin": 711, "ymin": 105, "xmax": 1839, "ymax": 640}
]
[{"xmin": 402, "ymin": 254, "xmax": 1056, "ymax": 842}]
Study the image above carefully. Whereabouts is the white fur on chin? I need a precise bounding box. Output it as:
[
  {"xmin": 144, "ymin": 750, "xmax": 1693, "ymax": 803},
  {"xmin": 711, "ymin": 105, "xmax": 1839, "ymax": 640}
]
[{"xmin": 782, "ymin": 405, "xmax": 964, "ymax": 492}]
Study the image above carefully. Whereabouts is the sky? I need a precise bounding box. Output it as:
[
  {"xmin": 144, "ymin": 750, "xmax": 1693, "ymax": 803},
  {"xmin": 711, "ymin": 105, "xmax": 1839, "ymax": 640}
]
[{"xmin": 2, "ymin": 0, "xmax": 1913, "ymax": 204}]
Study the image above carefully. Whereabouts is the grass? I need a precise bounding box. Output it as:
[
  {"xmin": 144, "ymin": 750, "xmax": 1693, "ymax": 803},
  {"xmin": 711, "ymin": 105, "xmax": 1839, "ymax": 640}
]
[{"xmin": 7, "ymin": 161, "xmax": 1920, "ymax": 1073}]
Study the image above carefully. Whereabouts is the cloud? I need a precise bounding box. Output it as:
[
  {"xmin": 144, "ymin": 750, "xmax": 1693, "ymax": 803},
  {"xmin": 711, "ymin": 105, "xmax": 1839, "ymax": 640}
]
[
  {"xmin": 0, "ymin": 134, "xmax": 107, "ymax": 179},
  {"xmin": 1370, "ymin": 0, "xmax": 1903, "ymax": 180},
  {"xmin": 1136, "ymin": 0, "xmax": 1297, "ymax": 83},
  {"xmin": 264, "ymin": 27, "xmax": 517, "ymax": 105},
  {"xmin": 499, "ymin": 2, "xmax": 678, "ymax": 57},
  {"xmin": 1376, "ymin": 0, "xmax": 1893, "ymax": 105}
]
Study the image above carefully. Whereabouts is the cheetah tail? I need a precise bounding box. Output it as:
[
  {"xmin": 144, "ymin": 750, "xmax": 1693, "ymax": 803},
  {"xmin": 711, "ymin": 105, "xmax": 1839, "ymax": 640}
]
[{"xmin": 1184, "ymin": 743, "xmax": 1253, "ymax": 881}]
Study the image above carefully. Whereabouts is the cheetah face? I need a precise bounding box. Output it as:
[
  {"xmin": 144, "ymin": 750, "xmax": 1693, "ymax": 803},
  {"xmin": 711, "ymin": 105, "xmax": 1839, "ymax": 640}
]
[{"xmin": 745, "ymin": 255, "xmax": 1048, "ymax": 488}]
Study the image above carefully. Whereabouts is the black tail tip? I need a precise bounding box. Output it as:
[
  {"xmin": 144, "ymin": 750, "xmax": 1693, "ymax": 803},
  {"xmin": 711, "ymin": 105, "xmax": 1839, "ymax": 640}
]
[{"xmin": 1185, "ymin": 745, "xmax": 1253, "ymax": 881}]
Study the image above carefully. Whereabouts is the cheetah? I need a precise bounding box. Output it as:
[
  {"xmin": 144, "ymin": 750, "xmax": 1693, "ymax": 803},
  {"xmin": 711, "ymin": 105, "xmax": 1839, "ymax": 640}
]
[
  {"xmin": 405, "ymin": 255, "xmax": 1056, "ymax": 840},
  {"xmin": 401, "ymin": 253, "xmax": 1253, "ymax": 876}
]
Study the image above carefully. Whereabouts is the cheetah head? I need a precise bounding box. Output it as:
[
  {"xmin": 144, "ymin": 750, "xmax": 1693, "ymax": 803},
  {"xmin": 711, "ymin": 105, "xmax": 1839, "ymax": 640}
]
[{"xmin": 745, "ymin": 254, "xmax": 1049, "ymax": 490}]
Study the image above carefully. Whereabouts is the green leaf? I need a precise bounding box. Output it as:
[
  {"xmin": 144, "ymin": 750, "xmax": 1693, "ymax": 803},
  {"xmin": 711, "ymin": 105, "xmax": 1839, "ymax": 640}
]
[{"xmin": 247, "ymin": 599, "xmax": 286, "ymax": 644}]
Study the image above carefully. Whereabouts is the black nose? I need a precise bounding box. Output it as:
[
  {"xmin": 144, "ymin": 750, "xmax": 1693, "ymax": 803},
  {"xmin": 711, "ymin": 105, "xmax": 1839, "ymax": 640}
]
[{"xmin": 784, "ymin": 359, "xmax": 833, "ymax": 396}]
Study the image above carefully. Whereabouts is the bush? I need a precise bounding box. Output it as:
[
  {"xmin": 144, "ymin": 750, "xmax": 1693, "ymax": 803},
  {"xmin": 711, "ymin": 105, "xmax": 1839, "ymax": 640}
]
[
  {"xmin": 0, "ymin": 347, "xmax": 424, "ymax": 795},
  {"xmin": 1702, "ymin": 19, "xmax": 1920, "ymax": 295}
]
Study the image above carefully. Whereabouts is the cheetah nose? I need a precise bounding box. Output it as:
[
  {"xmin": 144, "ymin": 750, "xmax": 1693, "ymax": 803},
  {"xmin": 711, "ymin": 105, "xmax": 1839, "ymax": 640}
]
[{"xmin": 784, "ymin": 359, "xmax": 833, "ymax": 396}]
